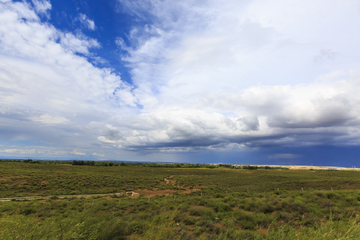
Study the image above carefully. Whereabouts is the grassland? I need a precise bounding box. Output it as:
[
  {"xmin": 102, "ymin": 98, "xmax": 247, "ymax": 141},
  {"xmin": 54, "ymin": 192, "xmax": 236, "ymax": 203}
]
[{"xmin": 1, "ymin": 160, "xmax": 360, "ymax": 239}]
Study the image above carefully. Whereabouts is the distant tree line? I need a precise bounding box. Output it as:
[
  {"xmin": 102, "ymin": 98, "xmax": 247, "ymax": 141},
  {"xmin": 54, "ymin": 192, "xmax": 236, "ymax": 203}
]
[
  {"xmin": 72, "ymin": 160, "xmax": 95, "ymax": 166},
  {"xmin": 72, "ymin": 160, "xmax": 124, "ymax": 167},
  {"xmin": 0, "ymin": 159, "xmax": 287, "ymax": 170}
]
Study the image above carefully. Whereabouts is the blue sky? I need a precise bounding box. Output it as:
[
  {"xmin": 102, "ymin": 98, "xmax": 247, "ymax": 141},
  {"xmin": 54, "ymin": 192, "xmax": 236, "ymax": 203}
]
[{"xmin": 1, "ymin": 0, "xmax": 360, "ymax": 167}]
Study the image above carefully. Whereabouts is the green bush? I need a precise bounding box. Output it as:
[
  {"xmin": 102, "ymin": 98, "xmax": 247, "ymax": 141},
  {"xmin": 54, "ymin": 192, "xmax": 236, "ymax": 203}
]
[
  {"xmin": 183, "ymin": 216, "xmax": 196, "ymax": 225},
  {"xmin": 239, "ymin": 220, "xmax": 255, "ymax": 230},
  {"xmin": 213, "ymin": 201, "xmax": 232, "ymax": 212}
]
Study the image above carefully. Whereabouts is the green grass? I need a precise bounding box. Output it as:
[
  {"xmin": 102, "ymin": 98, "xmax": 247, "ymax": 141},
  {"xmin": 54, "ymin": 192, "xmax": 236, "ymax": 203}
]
[{"xmin": 1, "ymin": 161, "xmax": 360, "ymax": 239}]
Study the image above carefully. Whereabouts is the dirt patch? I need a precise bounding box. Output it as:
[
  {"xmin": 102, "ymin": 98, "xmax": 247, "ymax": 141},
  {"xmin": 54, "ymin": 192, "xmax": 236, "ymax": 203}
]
[
  {"xmin": 342, "ymin": 183, "xmax": 360, "ymax": 189},
  {"xmin": 0, "ymin": 176, "xmax": 23, "ymax": 181},
  {"xmin": 257, "ymin": 228, "xmax": 268, "ymax": 235}
]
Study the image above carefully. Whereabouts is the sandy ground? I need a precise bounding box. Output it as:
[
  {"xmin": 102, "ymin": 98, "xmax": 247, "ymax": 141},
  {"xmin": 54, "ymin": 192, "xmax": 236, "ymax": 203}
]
[{"xmin": 248, "ymin": 165, "xmax": 360, "ymax": 170}]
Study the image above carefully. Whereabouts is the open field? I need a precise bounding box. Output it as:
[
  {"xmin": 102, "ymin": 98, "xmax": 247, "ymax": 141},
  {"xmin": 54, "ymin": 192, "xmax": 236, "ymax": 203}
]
[{"xmin": 1, "ymin": 161, "xmax": 360, "ymax": 239}]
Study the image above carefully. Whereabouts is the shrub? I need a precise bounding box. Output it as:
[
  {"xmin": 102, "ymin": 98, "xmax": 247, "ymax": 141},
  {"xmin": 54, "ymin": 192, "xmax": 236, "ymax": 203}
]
[
  {"xmin": 233, "ymin": 210, "xmax": 253, "ymax": 222},
  {"xmin": 193, "ymin": 226, "xmax": 205, "ymax": 236},
  {"xmin": 183, "ymin": 217, "xmax": 196, "ymax": 225},
  {"xmin": 20, "ymin": 207, "xmax": 36, "ymax": 216},
  {"xmin": 244, "ymin": 200, "xmax": 258, "ymax": 212},
  {"xmin": 275, "ymin": 211, "xmax": 292, "ymax": 222},
  {"xmin": 258, "ymin": 203, "xmax": 274, "ymax": 214},
  {"xmin": 213, "ymin": 202, "xmax": 232, "ymax": 212},
  {"xmin": 215, "ymin": 193, "xmax": 225, "ymax": 198},
  {"xmin": 189, "ymin": 207, "xmax": 201, "ymax": 216},
  {"xmin": 239, "ymin": 220, "xmax": 255, "ymax": 230},
  {"xmin": 253, "ymin": 212, "xmax": 273, "ymax": 228}
]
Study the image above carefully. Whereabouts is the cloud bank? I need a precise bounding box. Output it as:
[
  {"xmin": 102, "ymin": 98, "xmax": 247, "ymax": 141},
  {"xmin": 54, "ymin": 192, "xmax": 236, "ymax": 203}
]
[{"xmin": 1, "ymin": 0, "xmax": 360, "ymax": 161}]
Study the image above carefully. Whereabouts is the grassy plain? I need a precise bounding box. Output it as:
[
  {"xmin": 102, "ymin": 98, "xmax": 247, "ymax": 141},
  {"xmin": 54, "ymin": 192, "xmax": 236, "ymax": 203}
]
[{"xmin": 1, "ymin": 161, "xmax": 360, "ymax": 239}]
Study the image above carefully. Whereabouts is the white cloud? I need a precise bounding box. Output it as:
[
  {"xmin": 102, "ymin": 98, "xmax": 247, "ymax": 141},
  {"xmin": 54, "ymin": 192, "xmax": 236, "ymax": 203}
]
[
  {"xmin": 60, "ymin": 32, "xmax": 100, "ymax": 55},
  {"xmin": 2, "ymin": 0, "xmax": 360, "ymax": 160},
  {"xmin": 30, "ymin": 114, "xmax": 69, "ymax": 124},
  {"xmin": 101, "ymin": 0, "xmax": 360, "ymax": 151},
  {"xmin": 0, "ymin": 1, "xmax": 136, "ymax": 157},
  {"xmin": 32, "ymin": 0, "xmax": 51, "ymax": 18},
  {"xmin": 1, "ymin": 148, "xmax": 36, "ymax": 154},
  {"xmin": 72, "ymin": 150, "xmax": 85, "ymax": 155},
  {"xmin": 78, "ymin": 13, "xmax": 95, "ymax": 30},
  {"xmin": 92, "ymin": 152, "xmax": 105, "ymax": 157},
  {"xmin": 0, "ymin": 147, "xmax": 68, "ymax": 156}
]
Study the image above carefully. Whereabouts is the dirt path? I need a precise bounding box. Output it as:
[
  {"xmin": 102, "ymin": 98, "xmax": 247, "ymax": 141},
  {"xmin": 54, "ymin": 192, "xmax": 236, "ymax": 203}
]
[
  {"xmin": 0, "ymin": 192, "xmax": 126, "ymax": 202},
  {"xmin": 0, "ymin": 186, "xmax": 206, "ymax": 202}
]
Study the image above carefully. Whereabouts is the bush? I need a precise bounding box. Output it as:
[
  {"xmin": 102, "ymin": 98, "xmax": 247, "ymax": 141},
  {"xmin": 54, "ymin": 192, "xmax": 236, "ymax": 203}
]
[
  {"xmin": 213, "ymin": 202, "xmax": 232, "ymax": 212},
  {"xmin": 193, "ymin": 226, "xmax": 205, "ymax": 236},
  {"xmin": 258, "ymin": 203, "xmax": 274, "ymax": 214},
  {"xmin": 20, "ymin": 207, "xmax": 36, "ymax": 216},
  {"xmin": 239, "ymin": 220, "xmax": 255, "ymax": 230},
  {"xmin": 189, "ymin": 207, "xmax": 216, "ymax": 219},
  {"xmin": 244, "ymin": 200, "xmax": 258, "ymax": 212},
  {"xmin": 275, "ymin": 211, "xmax": 292, "ymax": 222},
  {"xmin": 253, "ymin": 212, "xmax": 273, "ymax": 228},
  {"xmin": 189, "ymin": 207, "xmax": 201, "ymax": 216},
  {"xmin": 183, "ymin": 217, "xmax": 196, "ymax": 225},
  {"xmin": 215, "ymin": 193, "xmax": 225, "ymax": 198},
  {"xmin": 233, "ymin": 210, "xmax": 253, "ymax": 222}
]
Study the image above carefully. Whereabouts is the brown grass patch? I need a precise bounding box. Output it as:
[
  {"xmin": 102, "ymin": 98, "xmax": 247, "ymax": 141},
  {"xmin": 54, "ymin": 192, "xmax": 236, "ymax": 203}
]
[
  {"xmin": 342, "ymin": 183, "xmax": 360, "ymax": 189},
  {"xmin": 257, "ymin": 228, "xmax": 268, "ymax": 235}
]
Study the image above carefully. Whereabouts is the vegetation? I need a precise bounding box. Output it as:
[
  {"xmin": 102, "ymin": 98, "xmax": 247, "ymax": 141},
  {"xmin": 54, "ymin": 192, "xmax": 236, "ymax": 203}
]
[{"xmin": 1, "ymin": 160, "xmax": 360, "ymax": 239}]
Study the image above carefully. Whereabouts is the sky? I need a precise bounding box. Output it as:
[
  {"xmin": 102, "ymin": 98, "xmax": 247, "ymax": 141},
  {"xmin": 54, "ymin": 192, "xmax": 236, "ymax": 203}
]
[{"xmin": 1, "ymin": 0, "xmax": 360, "ymax": 166}]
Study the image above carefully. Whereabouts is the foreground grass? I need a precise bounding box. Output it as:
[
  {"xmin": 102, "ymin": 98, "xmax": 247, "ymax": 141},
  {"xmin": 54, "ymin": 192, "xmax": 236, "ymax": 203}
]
[
  {"xmin": 2, "ymin": 190, "xmax": 360, "ymax": 239},
  {"xmin": 1, "ymin": 197, "xmax": 360, "ymax": 240}
]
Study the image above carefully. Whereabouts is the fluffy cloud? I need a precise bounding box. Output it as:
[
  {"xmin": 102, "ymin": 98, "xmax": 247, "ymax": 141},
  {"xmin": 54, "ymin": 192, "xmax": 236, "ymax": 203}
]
[
  {"xmin": 97, "ymin": 72, "xmax": 360, "ymax": 151},
  {"xmin": 0, "ymin": 0, "xmax": 136, "ymax": 158},
  {"xmin": 32, "ymin": 0, "xmax": 51, "ymax": 18},
  {"xmin": 97, "ymin": 0, "xmax": 360, "ymax": 152},
  {"xmin": 77, "ymin": 13, "xmax": 95, "ymax": 30},
  {"xmin": 1, "ymin": 0, "xmax": 360, "ymax": 160}
]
